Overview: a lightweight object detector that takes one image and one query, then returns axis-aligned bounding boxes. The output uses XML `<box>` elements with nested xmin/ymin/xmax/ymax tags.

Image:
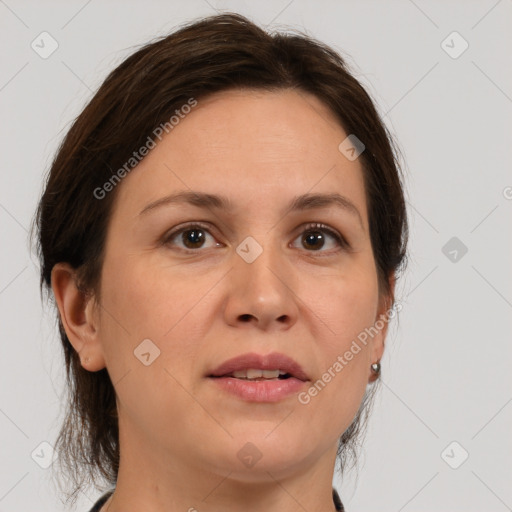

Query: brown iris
<box><xmin>302</xmin><ymin>230</ymin><xmax>325</xmax><ymax>250</ymax></box>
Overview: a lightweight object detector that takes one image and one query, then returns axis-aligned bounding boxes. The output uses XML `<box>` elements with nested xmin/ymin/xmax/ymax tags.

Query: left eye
<box><xmin>290</xmin><ymin>223</ymin><xmax>347</xmax><ymax>252</ymax></box>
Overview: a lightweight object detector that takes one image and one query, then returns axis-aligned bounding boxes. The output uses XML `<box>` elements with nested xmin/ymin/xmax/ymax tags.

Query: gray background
<box><xmin>1</xmin><ymin>0</ymin><xmax>511</xmax><ymax>510</ymax></box>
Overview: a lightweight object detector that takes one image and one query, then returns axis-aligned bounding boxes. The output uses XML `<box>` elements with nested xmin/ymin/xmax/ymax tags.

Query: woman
<box><xmin>34</xmin><ymin>13</ymin><xmax>408</xmax><ymax>512</ymax></box>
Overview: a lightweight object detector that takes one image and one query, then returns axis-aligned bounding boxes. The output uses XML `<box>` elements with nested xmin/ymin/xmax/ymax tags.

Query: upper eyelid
<box><xmin>164</xmin><ymin>221</ymin><xmax>220</xmax><ymax>241</ymax></box>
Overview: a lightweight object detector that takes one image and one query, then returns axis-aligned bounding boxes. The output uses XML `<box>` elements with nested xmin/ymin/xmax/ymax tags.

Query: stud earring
<box><xmin>370</xmin><ymin>361</ymin><xmax>381</xmax><ymax>374</ymax></box>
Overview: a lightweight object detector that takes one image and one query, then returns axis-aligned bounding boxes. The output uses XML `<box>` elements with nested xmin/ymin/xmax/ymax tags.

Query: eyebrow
<box><xmin>139</xmin><ymin>190</ymin><xmax>364</xmax><ymax>228</ymax></box>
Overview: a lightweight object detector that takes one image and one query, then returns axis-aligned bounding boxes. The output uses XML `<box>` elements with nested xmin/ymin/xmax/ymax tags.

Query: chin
<box><xmin>205</xmin><ymin>431</ymin><xmax>315</xmax><ymax>480</ymax></box>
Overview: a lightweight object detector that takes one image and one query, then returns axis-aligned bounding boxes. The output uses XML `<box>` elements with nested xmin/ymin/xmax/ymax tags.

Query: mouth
<box><xmin>207</xmin><ymin>352</ymin><xmax>309</xmax><ymax>402</ymax></box>
<box><xmin>208</xmin><ymin>351</ymin><xmax>309</xmax><ymax>381</ymax></box>
<box><xmin>216</xmin><ymin>369</ymin><xmax>293</xmax><ymax>381</ymax></box>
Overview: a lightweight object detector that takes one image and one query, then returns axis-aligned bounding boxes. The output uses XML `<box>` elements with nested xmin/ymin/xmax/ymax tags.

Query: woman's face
<box><xmin>88</xmin><ymin>89</ymin><xmax>392</xmax><ymax>480</ymax></box>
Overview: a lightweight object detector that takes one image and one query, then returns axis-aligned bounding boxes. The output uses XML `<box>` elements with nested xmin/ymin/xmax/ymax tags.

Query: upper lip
<box><xmin>209</xmin><ymin>352</ymin><xmax>309</xmax><ymax>381</ymax></box>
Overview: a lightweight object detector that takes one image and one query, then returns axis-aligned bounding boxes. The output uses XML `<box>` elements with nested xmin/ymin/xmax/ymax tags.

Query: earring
<box><xmin>370</xmin><ymin>361</ymin><xmax>381</xmax><ymax>374</ymax></box>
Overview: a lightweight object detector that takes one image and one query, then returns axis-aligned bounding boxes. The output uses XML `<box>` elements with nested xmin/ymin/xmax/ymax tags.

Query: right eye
<box><xmin>162</xmin><ymin>223</ymin><xmax>223</xmax><ymax>252</ymax></box>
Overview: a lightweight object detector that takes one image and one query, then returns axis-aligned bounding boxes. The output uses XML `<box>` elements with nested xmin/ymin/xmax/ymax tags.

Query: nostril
<box><xmin>239</xmin><ymin>314</ymin><xmax>252</xmax><ymax>322</ymax></box>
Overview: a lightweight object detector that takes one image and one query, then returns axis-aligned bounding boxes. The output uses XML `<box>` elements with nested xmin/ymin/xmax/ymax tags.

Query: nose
<box><xmin>223</xmin><ymin>241</ymin><xmax>300</xmax><ymax>331</ymax></box>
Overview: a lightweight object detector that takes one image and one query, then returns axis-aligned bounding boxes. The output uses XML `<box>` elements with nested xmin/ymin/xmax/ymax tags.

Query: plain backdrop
<box><xmin>1</xmin><ymin>1</ymin><xmax>511</xmax><ymax>510</ymax></box>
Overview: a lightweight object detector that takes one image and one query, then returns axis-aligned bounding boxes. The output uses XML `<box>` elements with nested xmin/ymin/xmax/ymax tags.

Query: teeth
<box><xmin>247</xmin><ymin>368</ymin><xmax>264</xmax><ymax>379</ymax></box>
<box><xmin>231</xmin><ymin>369</ymin><xmax>286</xmax><ymax>379</ymax></box>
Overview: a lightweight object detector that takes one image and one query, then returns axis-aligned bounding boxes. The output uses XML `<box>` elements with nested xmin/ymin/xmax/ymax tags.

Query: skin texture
<box><xmin>52</xmin><ymin>89</ymin><xmax>394</xmax><ymax>512</ymax></box>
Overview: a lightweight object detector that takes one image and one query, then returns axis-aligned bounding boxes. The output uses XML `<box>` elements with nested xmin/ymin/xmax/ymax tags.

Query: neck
<box><xmin>104</xmin><ymin>421</ymin><xmax>341</xmax><ymax>512</ymax></box>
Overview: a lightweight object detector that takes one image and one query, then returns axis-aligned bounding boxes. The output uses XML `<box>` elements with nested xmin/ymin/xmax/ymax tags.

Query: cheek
<box><xmin>297</xmin><ymin>290</ymin><xmax>375</xmax><ymax>437</ymax></box>
<box><xmin>96</xmin><ymin>259</ymin><xmax>207</xmax><ymax>430</ymax></box>
<box><xmin>301</xmin><ymin>266</ymin><xmax>378</xmax><ymax>405</ymax></box>
<box><xmin>101</xmin><ymin>255</ymin><xmax>188</xmax><ymax>333</ymax></box>
<box><xmin>308</xmin><ymin>264</ymin><xmax>379</xmax><ymax>347</ymax></box>
<box><xmin>97</xmin><ymin>257</ymin><xmax>213</xmax><ymax>376</ymax></box>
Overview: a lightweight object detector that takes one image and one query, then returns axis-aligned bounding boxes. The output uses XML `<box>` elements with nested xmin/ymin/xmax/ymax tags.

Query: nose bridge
<box><xmin>226</xmin><ymin>233</ymin><xmax>298</xmax><ymax>328</ymax></box>
<box><xmin>235</xmin><ymin>235</ymin><xmax>285</xmax><ymax>295</ymax></box>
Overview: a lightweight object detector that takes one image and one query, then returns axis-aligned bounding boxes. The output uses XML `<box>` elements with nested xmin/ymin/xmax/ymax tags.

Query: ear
<box><xmin>51</xmin><ymin>262</ymin><xmax>106</xmax><ymax>372</ymax></box>
<box><xmin>368</xmin><ymin>272</ymin><xmax>396</xmax><ymax>382</ymax></box>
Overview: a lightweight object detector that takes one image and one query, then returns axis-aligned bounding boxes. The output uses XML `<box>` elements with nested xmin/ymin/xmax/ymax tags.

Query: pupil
<box><xmin>303</xmin><ymin>231</ymin><xmax>324</xmax><ymax>250</ymax></box>
<box><xmin>183</xmin><ymin>229</ymin><xmax>204</xmax><ymax>248</ymax></box>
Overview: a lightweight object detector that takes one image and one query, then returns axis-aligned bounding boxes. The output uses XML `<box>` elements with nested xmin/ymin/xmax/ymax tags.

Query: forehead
<box><xmin>112</xmin><ymin>88</ymin><xmax>368</xmax><ymax>225</ymax></box>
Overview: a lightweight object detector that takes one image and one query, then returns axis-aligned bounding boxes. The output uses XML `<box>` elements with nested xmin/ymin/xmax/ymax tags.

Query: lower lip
<box><xmin>209</xmin><ymin>376</ymin><xmax>306</xmax><ymax>402</ymax></box>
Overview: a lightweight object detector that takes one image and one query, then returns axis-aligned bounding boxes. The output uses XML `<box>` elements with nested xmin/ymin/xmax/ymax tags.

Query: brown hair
<box><xmin>32</xmin><ymin>12</ymin><xmax>408</xmax><ymax>504</ymax></box>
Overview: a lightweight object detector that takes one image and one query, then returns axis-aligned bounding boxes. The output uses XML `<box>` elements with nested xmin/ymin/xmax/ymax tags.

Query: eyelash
<box><xmin>161</xmin><ymin>222</ymin><xmax>349</xmax><ymax>254</ymax></box>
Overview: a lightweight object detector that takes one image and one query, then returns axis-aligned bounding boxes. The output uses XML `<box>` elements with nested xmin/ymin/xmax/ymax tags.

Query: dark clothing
<box><xmin>89</xmin><ymin>490</ymin><xmax>112</xmax><ymax>511</ymax></box>
<box><xmin>89</xmin><ymin>487</ymin><xmax>344</xmax><ymax>511</ymax></box>
<box><xmin>333</xmin><ymin>487</ymin><xmax>345</xmax><ymax>511</ymax></box>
